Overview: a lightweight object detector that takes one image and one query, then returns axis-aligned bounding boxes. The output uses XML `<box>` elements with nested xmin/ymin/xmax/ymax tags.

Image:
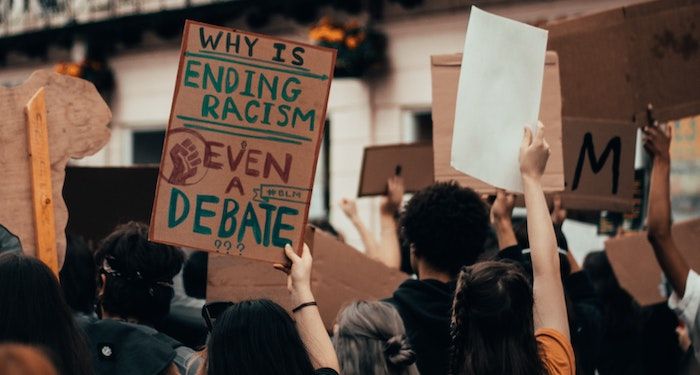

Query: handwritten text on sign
<box><xmin>150</xmin><ymin>21</ymin><xmax>335</xmax><ymax>263</ymax></box>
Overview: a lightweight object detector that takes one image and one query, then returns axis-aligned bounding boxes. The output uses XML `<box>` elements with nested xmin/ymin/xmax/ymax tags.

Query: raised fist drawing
<box><xmin>168</xmin><ymin>138</ymin><xmax>202</xmax><ymax>185</ymax></box>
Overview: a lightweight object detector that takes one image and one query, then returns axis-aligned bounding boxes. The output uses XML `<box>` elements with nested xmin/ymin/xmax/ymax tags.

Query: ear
<box><xmin>98</xmin><ymin>273</ymin><xmax>106</xmax><ymax>297</ymax></box>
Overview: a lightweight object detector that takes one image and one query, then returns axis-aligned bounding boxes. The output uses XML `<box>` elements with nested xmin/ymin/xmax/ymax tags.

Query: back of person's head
<box><xmin>401</xmin><ymin>182</ymin><xmax>489</xmax><ymax>276</ymax></box>
<box><xmin>0</xmin><ymin>253</ymin><xmax>93</xmax><ymax>375</ymax></box>
<box><xmin>333</xmin><ymin>301</ymin><xmax>418</xmax><ymax>375</ymax></box>
<box><xmin>582</xmin><ymin>250</ymin><xmax>619</xmax><ymax>294</ymax></box>
<box><xmin>513</xmin><ymin>220</ymin><xmax>571</xmax><ymax>279</ymax></box>
<box><xmin>95</xmin><ymin>222</ymin><xmax>184</xmax><ymax>325</ymax></box>
<box><xmin>0</xmin><ymin>344</ymin><xmax>59</xmax><ymax>375</ymax></box>
<box><xmin>60</xmin><ymin>234</ymin><xmax>97</xmax><ymax>314</ymax></box>
<box><xmin>451</xmin><ymin>261</ymin><xmax>545</xmax><ymax>375</ymax></box>
<box><xmin>182</xmin><ymin>251</ymin><xmax>207</xmax><ymax>300</ymax></box>
<box><xmin>207</xmin><ymin>299</ymin><xmax>315</xmax><ymax>375</ymax></box>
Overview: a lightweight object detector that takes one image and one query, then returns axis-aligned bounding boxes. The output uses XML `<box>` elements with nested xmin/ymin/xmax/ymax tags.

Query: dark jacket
<box><xmin>385</xmin><ymin>278</ymin><xmax>456</xmax><ymax>375</ymax></box>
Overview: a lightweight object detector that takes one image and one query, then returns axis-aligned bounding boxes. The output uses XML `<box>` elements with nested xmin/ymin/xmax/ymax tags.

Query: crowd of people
<box><xmin>0</xmin><ymin>120</ymin><xmax>697</xmax><ymax>375</ymax></box>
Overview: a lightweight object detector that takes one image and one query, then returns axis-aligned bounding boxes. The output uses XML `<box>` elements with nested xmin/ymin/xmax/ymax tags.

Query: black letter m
<box><xmin>571</xmin><ymin>133</ymin><xmax>621</xmax><ymax>194</ymax></box>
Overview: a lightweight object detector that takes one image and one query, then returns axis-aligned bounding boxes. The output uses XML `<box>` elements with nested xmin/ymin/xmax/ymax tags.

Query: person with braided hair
<box><xmin>84</xmin><ymin>221</ymin><xmax>203</xmax><ymax>375</ymax></box>
<box><xmin>450</xmin><ymin>123</ymin><xmax>575</xmax><ymax>375</ymax></box>
<box><xmin>333</xmin><ymin>301</ymin><xmax>418</xmax><ymax>375</ymax></box>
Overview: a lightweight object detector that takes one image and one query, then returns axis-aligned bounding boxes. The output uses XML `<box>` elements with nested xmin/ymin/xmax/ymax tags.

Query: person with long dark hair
<box><xmin>205</xmin><ymin>243</ymin><xmax>340</xmax><ymax>375</ymax></box>
<box><xmin>333</xmin><ymin>301</ymin><xmax>418</xmax><ymax>375</ymax></box>
<box><xmin>450</xmin><ymin>123</ymin><xmax>575</xmax><ymax>374</ymax></box>
<box><xmin>0</xmin><ymin>252</ymin><xmax>94</xmax><ymax>375</ymax></box>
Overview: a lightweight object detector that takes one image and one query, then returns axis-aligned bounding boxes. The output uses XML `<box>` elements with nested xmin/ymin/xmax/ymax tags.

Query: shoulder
<box><xmin>536</xmin><ymin>328</ymin><xmax>575</xmax><ymax>375</ymax></box>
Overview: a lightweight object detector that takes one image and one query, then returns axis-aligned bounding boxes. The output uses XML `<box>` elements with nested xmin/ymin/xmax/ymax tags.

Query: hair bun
<box><xmin>384</xmin><ymin>335</ymin><xmax>416</xmax><ymax>368</ymax></box>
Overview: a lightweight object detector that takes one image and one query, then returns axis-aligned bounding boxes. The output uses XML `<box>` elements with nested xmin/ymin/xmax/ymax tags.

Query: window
<box><xmin>132</xmin><ymin>130</ymin><xmax>165</xmax><ymax>164</ymax></box>
<box><xmin>308</xmin><ymin>120</ymin><xmax>330</xmax><ymax>219</ymax></box>
<box><xmin>401</xmin><ymin>110</ymin><xmax>432</xmax><ymax>143</ymax></box>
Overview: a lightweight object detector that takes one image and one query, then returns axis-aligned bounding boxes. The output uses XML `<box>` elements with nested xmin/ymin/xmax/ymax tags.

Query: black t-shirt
<box><xmin>315</xmin><ymin>368</ymin><xmax>339</xmax><ymax>375</ymax></box>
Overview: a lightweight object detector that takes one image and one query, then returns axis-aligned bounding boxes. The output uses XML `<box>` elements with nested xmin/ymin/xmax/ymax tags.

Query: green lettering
<box><xmin>238</xmin><ymin>202</ymin><xmax>262</xmax><ymax>244</ymax></box>
<box><xmin>217</xmin><ymin>198</ymin><xmax>240</xmax><ymax>238</ymax></box>
<box><xmin>193</xmin><ymin>195</ymin><xmax>219</xmax><ymax>235</ymax></box>
<box><xmin>201</xmin><ymin>95</ymin><xmax>220</xmax><ymax>119</ymax></box>
<box><xmin>272</xmin><ymin>206</ymin><xmax>298</xmax><ymax>247</ymax></box>
<box><xmin>184</xmin><ymin>60</ymin><xmax>201</xmax><ymax>89</ymax></box>
<box><xmin>168</xmin><ymin>188</ymin><xmax>190</xmax><ymax>228</ymax></box>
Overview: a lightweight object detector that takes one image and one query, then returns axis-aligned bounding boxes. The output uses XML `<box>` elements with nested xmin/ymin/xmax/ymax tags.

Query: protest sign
<box><xmin>451</xmin><ymin>7</ymin><xmax>553</xmax><ymax>193</ymax></box>
<box><xmin>606</xmin><ymin>218</ymin><xmax>700</xmax><ymax>306</ymax></box>
<box><xmin>150</xmin><ymin>21</ymin><xmax>336</xmax><ymax>264</ymax></box>
<box><xmin>358</xmin><ymin>143</ymin><xmax>433</xmax><ymax>197</ymax></box>
<box><xmin>561</xmin><ymin>118</ymin><xmax>637</xmax><ymax>212</ymax></box>
<box><xmin>0</xmin><ymin>70</ymin><xmax>111</xmax><ymax>268</ymax></box>
<box><xmin>431</xmin><ymin>51</ymin><xmax>564</xmax><ymax>194</ymax></box>
<box><xmin>547</xmin><ymin>0</ymin><xmax>700</xmax><ymax>123</ymax></box>
<box><xmin>207</xmin><ymin>225</ymin><xmax>408</xmax><ymax>329</ymax></box>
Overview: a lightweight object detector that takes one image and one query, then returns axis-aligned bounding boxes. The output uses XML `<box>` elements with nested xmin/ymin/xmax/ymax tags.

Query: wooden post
<box><xmin>25</xmin><ymin>87</ymin><xmax>59</xmax><ymax>276</ymax></box>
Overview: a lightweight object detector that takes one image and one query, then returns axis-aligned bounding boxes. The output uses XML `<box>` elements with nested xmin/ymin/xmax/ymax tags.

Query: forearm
<box><xmin>648</xmin><ymin>160</ymin><xmax>672</xmax><ymax>239</ymax></box>
<box><xmin>523</xmin><ymin>177</ymin><xmax>559</xmax><ymax>277</ymax></box>
<box><xmin>494</xmin><ymin>218</ymin><xmax>518</xmax><ymax>250</ymax></box>
<box><xmin>377</xmin><ymin>212</ymin><xmax>401</xmax><ymax>269</ymax></box>
<box><xmin>291</xmin><ymin>287</ymin><xmax>340</xmax><ymax>371</ymax></box>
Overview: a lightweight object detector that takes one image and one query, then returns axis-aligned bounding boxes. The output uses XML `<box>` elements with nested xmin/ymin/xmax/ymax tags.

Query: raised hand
<box><xmin>490</xmin><ymin>190</ymin><xmax>515</xmax><ymax>226</ymax></box>
<box><xmin>519</xmin><ymin>122</ymin><xmax>550</xmax><ymax>181</ymax></box>
<box><xmin>643</xmin><ymin>123</ymin><xmax>672</xmax><ymax>164</ymax></box>
<box><xmin>382</xmin><ymin>175</ymin><xmax>405</xmax><ymax>214</ymax></box>
<box><xmin>339</xmin><ymin>198</ymin><xmax>358</xmax><ymax>220</ymax></box>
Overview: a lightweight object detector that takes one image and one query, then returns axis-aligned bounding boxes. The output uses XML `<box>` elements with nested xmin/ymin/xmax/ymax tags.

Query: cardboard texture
<box><xmin>547</xmin><ymin>0</ymin><xmax>700</xmax><ymax>123</ymax></box>
<box><xmin>64</xmin><ymin>166</ymin><xmax>159</xmax><ymax>245</ymax></box>
<box><xmin>0</xmin><ymin>70</ymin><xmax>111</xmax><ymax>268</ymax></box>
<box><xmin>605</xmin><ymin>218</ymin><xmax>700</xmax><ymax>306</ymax></box>
<box><xmin>207</xmin><ymin>225</ymin><xmax>408</xmax><ymax>330</ymax></box>
<box><xmin>451</xmin><ymin>7</ymin><xmax>549</xmax><ymax>193</ymax></box>
<box><xmin>431</xmin><ymin>51</ymin><xmax>564</xmax><ymax>194</ymax></box>
<box><xmin>358</xmin><ymin>143</ymin><xmax>434</xmax><ymax>197</ymax></box>
<box><xmin>560</xmin><ymin>118</ymin><xmax>637</xmax><ymax>212</ymax></box>
<box><xmin>150</xmin><ymin>21</ymin><xmax>336</xmax><ymax>264</ymax></box>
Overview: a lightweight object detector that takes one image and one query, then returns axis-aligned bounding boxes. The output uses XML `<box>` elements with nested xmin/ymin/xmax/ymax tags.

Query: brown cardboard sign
<box><xmin>431</xmin><ymin>51</ymin><xmax>564</xmax><ymax>194</ymax></box>
<box><xmin>560</xmin><ymin>118</ymin><xmax>637</xmax><ymax>212</ymax></box>
<box><xmin>605</xmin><ymin>218</ymin><xmax>700</xmax><ymax>306</ymax></box>
<box><xmin>0</xmin><ymin>70</ymin><xmax>111</xmax><ymax>268</ymax></box>
<box><xmin>547</xmin><ymin>0</ymin><xmax>700</xmax><ymax>123</ymax></box>
<box><xmin>208</xmin><ymin>225</ymin><xmax>408</xmax><ymax>329</ymax></box>
<box><xmin>358</xmin><ymin>143</ymin><xmax>434</xmax><ymax>197</ymax></box>
<box><xmin>150</xmin><ymin>21</ymin><xmax>336</xmax><ymax>264</ymax></box>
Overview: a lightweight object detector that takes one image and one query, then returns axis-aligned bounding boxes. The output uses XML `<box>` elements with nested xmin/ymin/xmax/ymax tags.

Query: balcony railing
<box><xmin>0</xmin><ymin>0</ymin><xmax>227</xmax><ymax>37</ymax></box>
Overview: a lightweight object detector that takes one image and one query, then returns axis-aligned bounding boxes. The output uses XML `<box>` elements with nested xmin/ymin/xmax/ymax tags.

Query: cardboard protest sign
<box><xmin>451</xmin><ymin>7</ymin><xmax>551</xmax><ymax>193</ymax></box>
<box><xmin>358</xmin><ymin>143</ymin><xmax>434</xmax><ymax>197</ymax></box>
<box><xmin>605</xmin><ymin>218</ymin><xmax>700</xmax><ymax>306</ymax></box>
<box><xmin>64</xmin><ymin>166</ymin><xmax>159</xmax><ymax>245</ymax></box>
<box><xmin>547</xmin><ymin>0</ymin><xmax>700</xmax><ymax>123</ymax></box>
<box><xmin>208</xmin><ymin>225</ymin><xmax>408</xmax><ymax>329</ymax></box>
<box><xmin>150</xmin><ymin>21</ymin><xmax>336</xmax><ymax>264</ymax></box>
<box><xmin>431</xmin><ymin>51</ymin><xmax>564</xmax><ymax>194</ymax></box>
<box><xmin>0</xmin><ymin>70</ymin><xmax>111</xmax><ymax>268</ymax></box>
<box><xmin>560</xmin><ymin>118</ymin><xmax>637</xmax><ymax>212</ymax></box>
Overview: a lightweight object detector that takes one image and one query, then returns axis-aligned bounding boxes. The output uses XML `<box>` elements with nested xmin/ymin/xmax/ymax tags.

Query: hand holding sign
<box><xmin>519</xmin><ymin>122</ymin><xmax>551</xmax><ymax>182</ymax></box>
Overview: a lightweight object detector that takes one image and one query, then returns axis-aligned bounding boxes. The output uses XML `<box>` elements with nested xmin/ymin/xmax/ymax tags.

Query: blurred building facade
<box><xmin>0</xmin><ymin>0</ymin><xmax>662</xmax><ymax>257</ymax></box>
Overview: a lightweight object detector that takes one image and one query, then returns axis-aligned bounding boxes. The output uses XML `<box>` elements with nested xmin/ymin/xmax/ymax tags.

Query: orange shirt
<box><xmin>536</xmin><ymin>328</ymin><xmax>576</xmax><ymax>375</ymax></box>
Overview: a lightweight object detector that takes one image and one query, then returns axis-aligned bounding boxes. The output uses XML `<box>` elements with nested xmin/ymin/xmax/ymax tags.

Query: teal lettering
<box><xmin>168</xmin><ymin>188</ymin><xmax>190</xmax><ymax>228</ymax></box>
<box><xmin>238</xmin><ymin>202</ymin><xmax>262</xmax><ymax>244</ymax></box>
<box><xmin>292</xmin><ymin>108</ymin><xmax>316</xmax><ymax>131</ymax></box>
<box><xmin>245</xmin><ymin>100</ymin><xmax>259</xmax><ymax>123</ymax></box>
<box><xmin>272</xmin><ymin>206</ymin><xmax>298</xmax><ymax>247</ymax></box>
<box><xmin>201</xmin><ymin>95</ymin><xmax>220</xmax><ymax>119</ymax></box>
<box><xmin>259</xmin><ymin>203</ymin><xmax>277</xmax><ymax>246</ymax></box>
<box><xmin>218</xmin><ymin>198</ymin><xmax>240</xmax><ymax>238</ymax></box>
<box><xmin>281</xmin><ymin>77</ymin><xmax>301</xmax><ymax>102</ymax></box>
<box><xmin>203</xmin><ymin>63</ymin><xmax>223</xmax><ymax>92</ymax></box>
<box><xmin>193</xmin><ymin>195</ymin><xmax>219</xmax><ymax>235</ymax></box>
<box><xmin>184</xmin><ymin>60</ymin><xmax>201</xmax><ymax>88</ymax></box>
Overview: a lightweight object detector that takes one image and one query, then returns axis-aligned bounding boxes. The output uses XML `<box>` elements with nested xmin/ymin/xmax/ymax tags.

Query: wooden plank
<box><xmin>25</xmin><ymin>87</ymin><xmax>58</xmax><ymax>276</ymax></box>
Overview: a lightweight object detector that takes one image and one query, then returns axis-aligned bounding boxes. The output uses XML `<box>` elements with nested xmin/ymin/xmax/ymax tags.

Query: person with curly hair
<box><xmin>449</xmin><ymin>123</ymin><xmax>574</xmax><ymax>375</ymax></box>
<box><xmin>384</xmin><ymin>178</ymin><xmax>490</xmax><ymax>375</ymax></box>
<box><xmin>333</xmin><ymin>301</ymin><xmax>418</xmax><ymax>375</ymax></box>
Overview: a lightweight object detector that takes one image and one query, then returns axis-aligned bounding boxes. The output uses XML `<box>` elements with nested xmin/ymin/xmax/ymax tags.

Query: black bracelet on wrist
<box><xmin>292</xmin><ymin>301</ymin><xmax>317</xmax><ymax>313</ymax></box>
